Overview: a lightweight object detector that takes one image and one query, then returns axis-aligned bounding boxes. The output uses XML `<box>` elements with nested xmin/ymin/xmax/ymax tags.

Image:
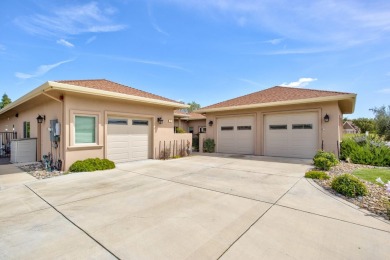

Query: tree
<box><xmin>187</xmin><ymin>101</ymin><xmax>201</xmax><ymax>113</ymax></box>
<box><xmin>0</xmin><ymin>93</ymin><xmax>12</xmax><ymax>109</ymax></box>
<box><xmin>351</xmin><ymin>118</ymin><xmax>376</xmax><ymax>134</ymax></box>
<box><xmin>370</xmin><ymin>105</ymin><xmax>390</xmax><ymax>141</ymax></box>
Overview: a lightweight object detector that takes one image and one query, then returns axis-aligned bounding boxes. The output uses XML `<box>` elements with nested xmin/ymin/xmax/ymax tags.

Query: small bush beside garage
<box><xmin>313</xmin><ymin>150</ymin><xmax>339</xmax><ymax>170</ymax></box>
<box><xmin>69</xmin><ymin>158</ymin><xmax>115</xmax><ymax>172</ymax></box>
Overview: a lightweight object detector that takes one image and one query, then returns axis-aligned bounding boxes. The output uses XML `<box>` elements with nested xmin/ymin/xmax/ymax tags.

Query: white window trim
<box><xmin>199</xmin><ymin>126</ymin><xmax>207</xmax><ymax>133</ymax></box>
<box><xmin>70</xmin><ymin>110</ymin><xmax>101</xmax><ymax>148</ymax></box>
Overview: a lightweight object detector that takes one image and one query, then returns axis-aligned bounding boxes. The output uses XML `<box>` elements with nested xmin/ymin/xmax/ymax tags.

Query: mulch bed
<box><xmin>313</xmin><ymin>161</ymin><xmax>390</xmax><ymax>220</ymax></box>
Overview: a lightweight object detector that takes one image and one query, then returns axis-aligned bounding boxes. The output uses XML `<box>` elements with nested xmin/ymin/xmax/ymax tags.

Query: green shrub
<box><xmin>69</xmin><ymin>158</ymin><xmax>115</xmax><ymax>172</ymax></box>
<box><xmin>340</xmin><ymin>136</ymin><xmax>390</xmax><ymax>166</ymax></box>
<box><xmin>305</xmin><ymin>170</ymin><xmax>330</xmax><ymax>180</ymax></box>
<box><xmin>176</xmin><ymin>127</ymin><xmax>186</xmax><ymax>133</ymax></box>
<box><xmin>313</xmin><ymin>150</ymin><xmax>338</xmax><ymax>170</ymax></box>
<box><xmin>331</xmin><ymin>174</ymin><xmax>368</xmax><ymax>198</ymax></box>
<box><xmin>203</xmin><ymin>138</ymin><xmax>215</xmax><ymax>153</ymax></box>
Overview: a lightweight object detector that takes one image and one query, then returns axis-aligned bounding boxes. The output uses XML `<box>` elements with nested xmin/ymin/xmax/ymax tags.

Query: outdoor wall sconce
<box><xmin>15</xmin><ymin>113</ymin><xmax>19</xmax><ymax>118</ymax></box>
<box><xmin>324</xmin><ymin>114</ymin><xmax>330</xmax><ymax>122</ymax></box>
<box><xmin>157</xmin><ymin>117</ymin><xmax>163</xmax><ymax>124</ymax></box>
<box><xmin>208</xmin><ymin>120</ymin><xmax>214</xmax><ymax>127</ymax></box>
<box><xmin>36</xmin><ymin>115</ymin><xmax>46</xmax><ymax>124</ymax></box>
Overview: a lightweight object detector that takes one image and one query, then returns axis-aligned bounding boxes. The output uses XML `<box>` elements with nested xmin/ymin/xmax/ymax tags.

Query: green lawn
<box><xmin>352</xmin><ymin>168</ymin><xmax>390</xmax><ymax>186</ymax></box>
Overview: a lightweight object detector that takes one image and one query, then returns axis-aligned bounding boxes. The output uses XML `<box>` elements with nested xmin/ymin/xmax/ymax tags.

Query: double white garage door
<box><xmin>217</xmin><ymin>112</ymin><xmax>318</xmax><ymax>158</ymax></box>
<box><xmin>107</xmin><ymin>117</ymin><xmax>150</xmax><ymax>163</ymax></box>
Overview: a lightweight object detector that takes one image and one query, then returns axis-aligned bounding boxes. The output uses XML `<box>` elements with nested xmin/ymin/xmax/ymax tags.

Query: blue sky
<box><xmin>1</xmin><ymin>0</ymin><xmax>389</xmax><ymax>118</ymax></box>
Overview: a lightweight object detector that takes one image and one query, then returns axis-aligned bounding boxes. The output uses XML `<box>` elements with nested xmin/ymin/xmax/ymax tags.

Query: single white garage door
<box><xmin>107</xmin><ymin>117</ymin><xmax>150</xmax><ymax>163</ymax></box>
<box><xmin>264</xmin><ymin>112</ymin><xmax>318</xmax><ymax>158</ymax></box>
<box><xmin>217</xmin><ymin>116</ymin><xmax>255</xmax><ymax>154</ymax></box>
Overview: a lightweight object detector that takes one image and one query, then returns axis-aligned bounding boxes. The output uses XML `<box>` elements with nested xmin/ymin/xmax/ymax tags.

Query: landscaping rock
<box><xmin>17</xmin><ymin>162</ymin><xmax>64</xmax><ymax>180</ymax></box>
<box><xmin>314</xmin><ymin>161</ymin><xmax>390</xmax><ymax>220</ymax></box>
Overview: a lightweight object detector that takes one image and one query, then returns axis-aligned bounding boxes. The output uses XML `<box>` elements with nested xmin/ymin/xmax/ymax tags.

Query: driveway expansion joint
<box><xmin>216</xmin><ymin>175</ymin><xmax>305</xmax><ymax>259</ymax></box>
<box><xmin>24</xmin><ymin>184</ymin><xmax>121</xmax><ymax>260</ymax></box>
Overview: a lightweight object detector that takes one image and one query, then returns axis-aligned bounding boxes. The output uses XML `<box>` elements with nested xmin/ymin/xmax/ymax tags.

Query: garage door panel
<box><xmin>264</xmin><ymin>112</ymin><xmax>318</xmax><ymax>159</ymax></box>
<box><xmin>107</xmin><ymin>118</ymin><xmax>150</xmax><ymax>163</ymax></box>
<box><xmin>217</xmin><ymin>116</ymin><xmax>254</xmax><ymax>155</ymax></box>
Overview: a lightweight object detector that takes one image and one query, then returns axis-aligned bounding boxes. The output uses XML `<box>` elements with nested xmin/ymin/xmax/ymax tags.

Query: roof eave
<box><xmin>196</xmin><ymin>94</ymin><xmax>357</xmax><ymax>113</ymax></box>
<box><xmin>0</xmin><ymin>82</ymin><xmax>51</xmax><ymax>115</ymax></box>
<box><xmin>49</xmin><ymin>81</ymin><xmax>188</xmax><ymax>109</ymax></box>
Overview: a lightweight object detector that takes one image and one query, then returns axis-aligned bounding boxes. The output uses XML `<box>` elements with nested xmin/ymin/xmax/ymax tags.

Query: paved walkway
<box><xmin>0</xmin><ymin>163</ymin><xmax>36</xmax><ymax>190</ymax></box>
<box><xmin>0</xmin><ymin>155</ymin><xmax>389</xmax><ymax>259</ymax></box>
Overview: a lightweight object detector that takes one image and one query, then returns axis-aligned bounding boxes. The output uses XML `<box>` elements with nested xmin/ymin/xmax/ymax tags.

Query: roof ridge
<box><xmin>274</xmin><ymin>85</ymin><xmax>352</xmax><ymax>95</ymax></box>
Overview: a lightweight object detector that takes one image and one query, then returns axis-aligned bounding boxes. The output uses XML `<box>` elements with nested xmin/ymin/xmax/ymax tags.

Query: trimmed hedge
<box><xmin>69</xmin><ymin>158</ymin><xmax>115</xmax><ymax>172</ymax></box>
<box><xmin>340</xmin><ymin>136</ymin><xmax>390</xmax><ymax>166</ymax></box>
<box><xmin>313</xmin><ymin>150</ymin><xmax>338</xmax><ymax>170</ymax></box>
<box><xmin>331</xmin><ymin>174</ymin><xmax>368</xmax><ymax>198</ymax></box>
<box><xmin>305</xmin><ymin>170</ymin><xmax>330</xmax><ymax>180</ymax></box>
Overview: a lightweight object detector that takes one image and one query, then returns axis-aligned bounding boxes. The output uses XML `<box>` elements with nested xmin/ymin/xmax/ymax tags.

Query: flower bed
<box><xmin>313</xmin><ymin>161</ymin><xmax>390</xmax><ymax>220</ymax></box>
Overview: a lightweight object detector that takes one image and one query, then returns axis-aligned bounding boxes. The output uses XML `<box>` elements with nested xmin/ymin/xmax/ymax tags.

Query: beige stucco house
<box><xmin>0</xmin><ymin>79</ymin><xmax>191</xmax><ymax>170</ymax></box>
<box><xmin>174</xmin><ymin>110</ymin><xmax>206</xmax><ymax>134</ymax></box>
<box><xmin>196</xmin><ymin>86</ymin><xmax>356</xmax><ymax>158</ymax></box>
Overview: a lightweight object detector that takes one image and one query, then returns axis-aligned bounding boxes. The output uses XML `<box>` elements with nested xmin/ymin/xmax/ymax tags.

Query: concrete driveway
<box><xmin>1</xmin><ymin>155</ymin><xmax>390</xmax><ymax>259</ymax></box>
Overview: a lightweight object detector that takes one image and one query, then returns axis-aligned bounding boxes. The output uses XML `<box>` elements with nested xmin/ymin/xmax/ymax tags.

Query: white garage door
<box><xmin>264</xmin><ymin>112</ymin><xmax>318</xmax><ymax>158</ymax></box>
<box><xmin>107</xmin><ymin>117</ymin><xmax>150</xmax><ymax>163</ymax></box>
<box><xmin>217</xmin><ymin>116</ymin><xmax>255</xmax><ymax>154</ymax></box>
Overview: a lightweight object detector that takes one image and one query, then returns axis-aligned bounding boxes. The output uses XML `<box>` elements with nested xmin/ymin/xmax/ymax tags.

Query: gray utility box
<box><xmin>10</xmin><ymin>138</ymin><xmax>37</xmax><ymax>163</ymax></box>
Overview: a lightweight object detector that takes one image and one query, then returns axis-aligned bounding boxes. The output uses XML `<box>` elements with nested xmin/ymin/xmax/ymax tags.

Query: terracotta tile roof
<box><xmin>55</xmin><ymin>79</ymin><xmax>180</xmax><ymax>103</ymax></box>
<box><xmin>174</xmin><ymin>110</ymin><xmax>206</xmax><ymax>120</ymax></box>
<box><xmin>188</xmin><ymin>112</ymin><xmax>206</xmax><ymax>120</ymax></box>
<box><xmin>201</xmin><ymin>86</ymin><xmax>354</xmax><ymax>110</ymax></box>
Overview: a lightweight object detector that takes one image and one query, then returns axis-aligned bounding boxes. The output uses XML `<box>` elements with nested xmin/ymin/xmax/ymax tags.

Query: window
<box><xmin>199</xmin><ymin>126</ymin><xmax>207</xmax><ymax>133</ymax></box>
<box><xmin>132</xmin><ymin>120</ymin><xmax>148</xmax><ymax>126</ymax></box>
<box><xmin>237</xmin><ymin>126</ymin><xmax>251</xmax><ymax>130</ymax></box>
<box><xmin>292</xmin><ymin>124</ymin><xmax>313</xmax><ymax>129</ymax></box>
<box><xmin>23</xmin><ymin>121</ymin><xmax>30</xmax><ymax>138</ymax></box>
<box><xmin>75</xmin><ymin>115</ymin><xmax>96</xmax><ymax>144</ymax></box>
<box><xmin>188</xmin><ymin>127</ymin><xmax>194</xmax><ymax>134</ymax></box>
<box><xmin>221</xmin><ymin>126</ymin><xmax>234</xmax><ymax>131</ymax></box>
<box><xmin>108</xmin><ymin>118</ymin><xmax>128</xmax><ymax>125</ymax></box>
<box><xmin>269</xmin><ymin>125</ymin><xmax>287</xmax><ymax>130</ymax></box>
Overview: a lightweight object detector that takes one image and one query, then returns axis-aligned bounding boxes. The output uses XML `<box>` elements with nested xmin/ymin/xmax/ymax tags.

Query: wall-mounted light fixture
<box><xmin>36</xmin><ymin>115</ymin><xmax>46</xmax><ymax>124</ymax></box>
<box><xmin>157</xmin><ymin>117</ymin><xmax>163</xmax><ymax>124</ymax></box>
<box><xmin>208</xmin><ymin>120</ymin><xmax>214</xmax><ymax>127</ymax></box>
<box><xmin>15</xmin><ymin>113</ymin><xmax>19</xmax><ymax>118</ymax></box>
<box><xmin>324</xmin><ymin>114</ymin><xmax>330</xmax><ymax>122</ymax></box>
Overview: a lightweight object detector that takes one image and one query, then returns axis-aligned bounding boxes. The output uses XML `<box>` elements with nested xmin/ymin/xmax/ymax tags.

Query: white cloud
<box><xmin>15</xmin><ymin>59</ymin><xmax>74</xmax><ymax>79</ymax></box>
<box><xmin>237</xmin><ymin>78</ymin><xmax>260</xmax><ymax>86</ymax></box>
<box><xmin>148</xmin><ymin>3</ymin><xmax>169</xmax><ymax>36</ymax></box>
<box><xmin>86</xmin><ymin>36</ymin><xmax>97</xmax><ymax>44</ymax></box>
<box><xmin>91</xmin><ymin>53</ymin><xmax>190</xmax><ymax>72</ymax></box>
<box><xmin>280</xmin><ymin>78</ymin><xmax>317</xmax><ymax>88</ymax></box>
<box><xmin>159</xmin><ymin>0</ymin><xmax>390</xmax><ymax>47</ymax></box>
<box><xmin>57</xmin><ymin>39</ymin><xmax>74</xmax><ymax>47</ymax></box>
<box><xmin>14</xmin><ymin>2</ymin><xmax>126</xmax><ymax>37</ymax></box>
<box><xmin>377</xmin><ymin>88</ymin><xmax>390</xmax><ymax>94</ymax></box>
<box><xmin>152</xmin><ymin>23</ymin><xmax>169</xmax><ymax>36</ymax></box>
<box><xmin>263</xmin><ymin>38</ymin><xmax>283</xmax><ymax>45</ymax></box>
